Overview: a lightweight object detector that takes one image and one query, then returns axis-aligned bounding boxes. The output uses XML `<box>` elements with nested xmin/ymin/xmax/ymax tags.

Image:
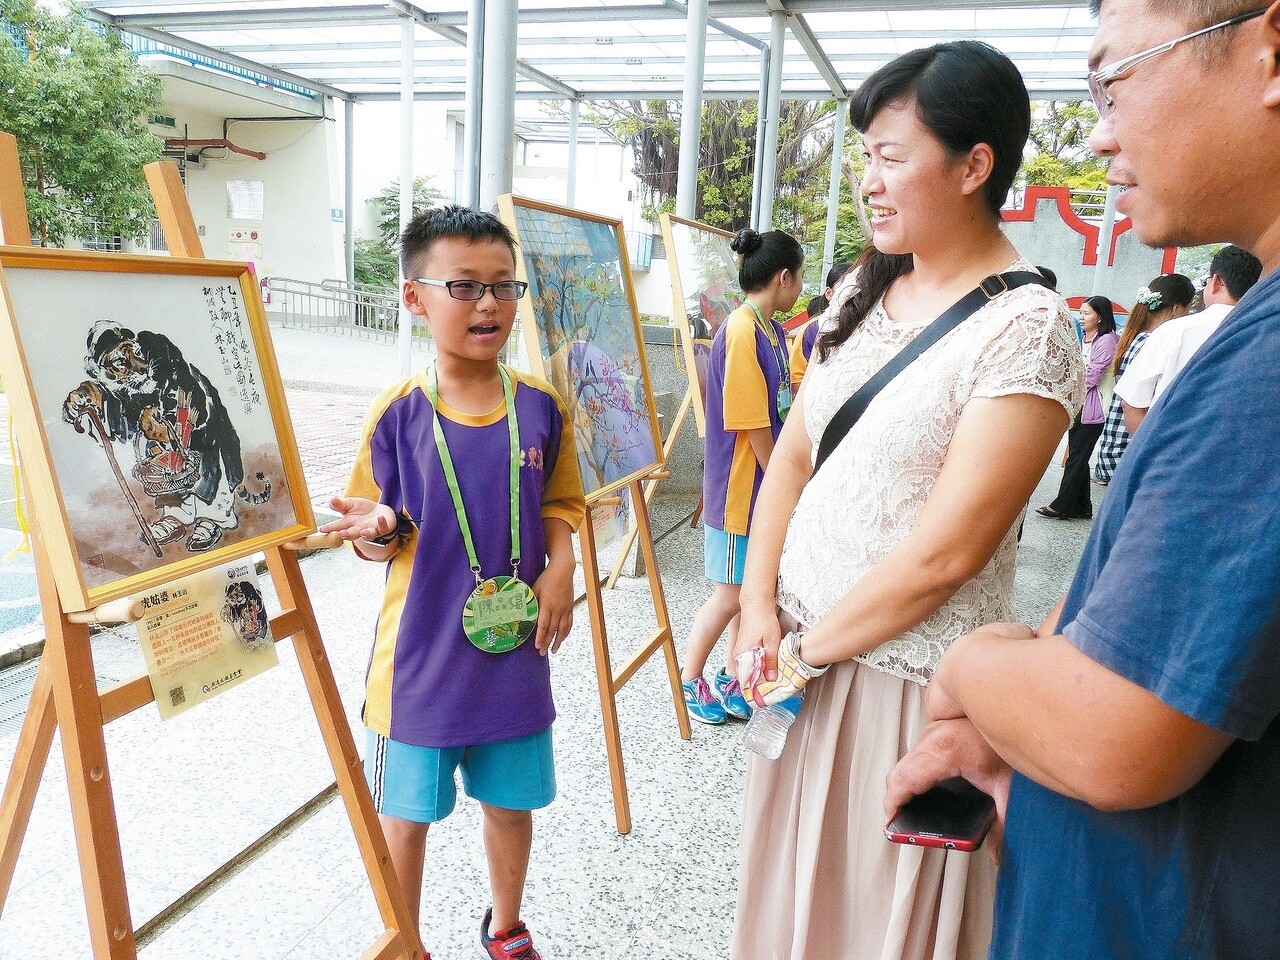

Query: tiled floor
<box><xmin>0</xmin><ymin>326</ymin><xmax>1099</xmax><ymax>959</ymax></box>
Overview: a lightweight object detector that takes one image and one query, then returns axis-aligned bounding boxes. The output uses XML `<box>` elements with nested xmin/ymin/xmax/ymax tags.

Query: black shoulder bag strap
<box><xmin>812</xmin><ymin>270</ymin><xmax>1049</xmax><ymax>475</ymax></box>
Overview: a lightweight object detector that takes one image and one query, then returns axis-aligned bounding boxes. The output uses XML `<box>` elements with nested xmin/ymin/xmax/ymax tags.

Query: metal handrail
<box><xmin>263</xmin><ymin>276</ymin><xmax>429</xmax><ymax>345</ymax></box>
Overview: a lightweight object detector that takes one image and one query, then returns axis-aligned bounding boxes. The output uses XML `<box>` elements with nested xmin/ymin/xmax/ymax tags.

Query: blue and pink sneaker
<box><xmin>713</xmin><ymin>669</ymin><xmax>752</xmax><ymax>720</ymax></box>
<box><xmin>682</xmin><ymin>676</ymin><xmax>728</xmax><ymax>725</ymax></box>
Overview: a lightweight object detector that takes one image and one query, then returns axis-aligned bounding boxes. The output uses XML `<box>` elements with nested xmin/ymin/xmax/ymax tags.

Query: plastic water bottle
<box><xmin>742</xmin><ymin>694</ymin><xmax>803</xmax><ymax>760</ymax></box>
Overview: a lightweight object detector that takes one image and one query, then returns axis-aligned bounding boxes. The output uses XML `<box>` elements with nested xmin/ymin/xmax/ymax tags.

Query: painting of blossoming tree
<box><xmin>498</xmin><ymin>195</ymin><xmax>663</xmax><ymax>502</ymax></box>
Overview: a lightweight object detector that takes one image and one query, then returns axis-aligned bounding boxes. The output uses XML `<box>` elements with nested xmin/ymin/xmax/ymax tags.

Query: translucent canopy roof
<box><xmin>82</xmin><ymin>0</ymin><xmax>1097</xmax><ymax>103</ymax></box>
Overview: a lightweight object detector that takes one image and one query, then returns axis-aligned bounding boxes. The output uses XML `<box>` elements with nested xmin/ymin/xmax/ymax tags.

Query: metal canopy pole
<box><xmin>397</xmin><ymin>15</ymin><xmax>415</xmax><ymax>376</ymax></box>
<box><xmin>479</xmin><ymin>0</ymin><xmax>518</xmax><ymax>210</ymax></box>
<box><xmin>1091</xmin><ymin>183</ymin><xmax>1121</xmax><ymax>296</ymax></box>
<box><xmin>464</xmin><ymin>0</ymin><xmax>485</xmax><ymax>206</ymax></box>
<box><xmin>675</xmin><ymin>0</ymin><xmax>709</xmax><ymax>219</ymax></box>
<box><xmin>821</xmin><ymin>100</ymin><xmax>846</xmax><ymax>278</ymax></box>
<box><xmin>751</xmin><ymin>51</ymin><xmax>770</xmax><ymax>229</ymax></box>
<box><xmin>757</xmin><ymin>11</ymin><xmax>787</xmax><ymax>230</ymax></box>
<box><xmin>344</xmin><ymin>98</ymin><xmax>355</xmax><ymax>285</ymax></box>
<box><xmin>566</xmin><ymin>98</ymin><xmax>580</xmax><ymax>206</ymax></box>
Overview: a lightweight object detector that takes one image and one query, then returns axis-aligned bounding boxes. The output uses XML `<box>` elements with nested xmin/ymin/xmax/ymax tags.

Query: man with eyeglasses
<box><xmin>885</xmin><ymin>3</ymin><xmax>1280</xmax><ymax>957</ymax></box>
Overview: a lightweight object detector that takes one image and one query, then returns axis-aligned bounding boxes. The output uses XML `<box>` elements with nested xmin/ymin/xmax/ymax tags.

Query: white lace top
<box><xmin>777</xmin><ymin>260</ymin><xmax>1083</xmax><ymax>684</ymax></box>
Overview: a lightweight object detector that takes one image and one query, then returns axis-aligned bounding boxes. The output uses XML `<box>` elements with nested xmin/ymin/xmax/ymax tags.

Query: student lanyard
<box><xmin>426</xmin><ymin>366</ymin><xmax>538</xmax><ymax>653</ymax></box>
<box><xmin>746</xmin><ymin>300</ymin><xmax>792</xmax><ymax>421</ymax></box>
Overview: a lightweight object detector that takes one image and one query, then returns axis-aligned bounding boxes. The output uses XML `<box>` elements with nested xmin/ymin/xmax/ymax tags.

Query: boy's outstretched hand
<box><xmin>321</xmin><ymin>496</ymin><xmax>397</xmax><ymax>541</ymax></box>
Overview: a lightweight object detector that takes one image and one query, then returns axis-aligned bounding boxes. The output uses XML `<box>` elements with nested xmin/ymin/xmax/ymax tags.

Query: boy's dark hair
<box><xmin>730</xmin><ymin>228</ymin><xmax>804</xmax><ymax>293</ymax></box>
<box><xmin>1036</xmin><ymin>265</ymin><xmax>1058</xmax><ymax>290</ymax></box>
<box><xmin>399</xmin><ymin>205</ymin><xmax>517</xmax><ymax>274</ymax></box>
<box><xmin>807</xmin><ymin>294</ymin><xmax>829</xmax><ymax>318</ymax></box>
<box><xmin>1208</xmin><ymin>244</ymin><xmax>1262</xmax><ymax>301</ymax></box>
<box><xmin>826</xmin><ymin>262</ymin><xmax>853</xmax><ymax>290</ymax></box>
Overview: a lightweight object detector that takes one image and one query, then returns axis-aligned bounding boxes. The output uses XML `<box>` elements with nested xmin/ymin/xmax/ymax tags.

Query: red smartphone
<box><xmin>884</xmin><ymin>777</ymin><xmax>996</xmax><ymax>852</ymax></box>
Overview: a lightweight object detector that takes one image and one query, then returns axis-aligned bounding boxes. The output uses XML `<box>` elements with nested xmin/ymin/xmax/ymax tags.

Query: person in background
<box><xmin>788</xmin><ymin>260</ymin><xmax>853</xmax><ymax>387</ymax></box>
<box><xmin>1035</xmin><ymin>295</ymin><xmax>1118</xmax><ymax>519</ymax></box>
<box><xmin>681</xmin><ymin>228</ymin><xmax>804</xmax><ymax>725</ymax></box>
<box><xmin>729</xmin><ymin>41</ymin><xmax>1080</xmax><ymax>960</ymax></box>
<box><xmin>1035</xmin><ymin>265</ymin><xmax>1058</xmax><ymax>290</ymax></box>
<box><xmin>1116</xmin><ymin>244</ymin><xmax>1262</xmax><ymax>433</ymax></box>
<box><xmin>1093</xmin><ymin>272</ymin><xmax>1195</xmax><ymax>484</ymax></box>
<box><xmin>885</xmin><ymin>2</ymin><xmax>1280</xmax><ymax>956</ymax></box>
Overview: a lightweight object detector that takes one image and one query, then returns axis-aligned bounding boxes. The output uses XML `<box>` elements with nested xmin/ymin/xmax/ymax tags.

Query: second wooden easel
<box><xmin>0</xmin><ymin>141</ymin><xmax>423</xmax><ymax>960</ymax></box>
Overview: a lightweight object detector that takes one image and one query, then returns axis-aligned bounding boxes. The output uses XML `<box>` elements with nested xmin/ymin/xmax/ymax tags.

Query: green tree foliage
<box><xmin>352</xmin><ymin>175</ymin><xmax>445</xmax><ymax>291</ymax></box>
<box><xmin>588</xmin><ymin>99</ymin><xmax>866</xmax><ymax>281</ymax></box>
<box><xmin>372</xmin><ymin>176</ymin><xmax>446</xmax><ymax>245</ymax></box>
<box><xmin>1022</xmin><ymin>100</ymin><xmax>1108</xmax><ymax>191</ymax></box>
<box><xmin>0</xmin><ymin>1</ymin><xmax>163</xmax><ymax>246</ymax></box>
<box><xmin>353</xmin><ymin>235</ymin><xmax>399</xmax><ymax>289</ymax></box>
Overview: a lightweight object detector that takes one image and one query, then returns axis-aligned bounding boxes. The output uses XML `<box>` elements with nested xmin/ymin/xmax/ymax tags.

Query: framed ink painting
<box><xmin>0</xmin><ymin>246</ymin><xmax>313</xmax><ymax>612</ymax></box>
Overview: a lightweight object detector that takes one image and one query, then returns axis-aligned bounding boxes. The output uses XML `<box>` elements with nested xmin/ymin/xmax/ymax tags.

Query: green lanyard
<box><xmin>426</xmin><ymin>366</ymin><xmax>521</xmax><ymax>585</ymax></box>
<box><xmin>747</xmin><ymin>301</ymin><xmax>790</xmax><ymax>379</ymax></box>
<box><xmin>746</xmin><ymin>301</ymin><xmax>792</xmax><ymax>418</ymax></box>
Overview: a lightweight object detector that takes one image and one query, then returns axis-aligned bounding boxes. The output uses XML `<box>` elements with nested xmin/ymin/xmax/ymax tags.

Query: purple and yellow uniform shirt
<box><xmin>346</xmin><ymin>365</ymin><xmax>585</xmax><ymax>749</ymax></box>
<box><xmin>788</xmin><ymin>317</ymin><xmax>822</xmax><ymax>386</ymax></box>
<box><xmin>703</xmin><ymin>304</ymin><xmax>789</xmax><ymax>537</ymax></box>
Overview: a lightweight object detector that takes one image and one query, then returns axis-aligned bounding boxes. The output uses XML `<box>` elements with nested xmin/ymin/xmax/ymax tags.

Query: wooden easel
<box><xmin>494</xmin><ymin>194</ymin><xmax>691</xmax><ymax>834</ymax></box>
<box><xmin>0</xmin><ymin>141</ymin><xmax>423</xmax><ymax>960</ymax></box>
<box><xmin>580</xmin><ymin>474</ymin><xmax>691</xmax><ymax>834</ymax></box>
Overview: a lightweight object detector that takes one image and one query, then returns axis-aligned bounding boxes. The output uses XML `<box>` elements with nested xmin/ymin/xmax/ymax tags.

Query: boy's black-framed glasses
<box><xmin>412</xmin><ymin>278</ymin><xmax>528</xmax><ymax>301</ymax></box>
<box><xmin>1086</xmin><ymin>7</ymin><xmax>1266</xmax><ymax>118</ymax></box>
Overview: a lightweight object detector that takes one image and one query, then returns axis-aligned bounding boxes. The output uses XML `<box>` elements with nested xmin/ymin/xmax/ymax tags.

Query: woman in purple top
<box><xmin>1036</xmin><ymin>296</ymin><xmax>1119</xmax><ymax>520</ymax></box>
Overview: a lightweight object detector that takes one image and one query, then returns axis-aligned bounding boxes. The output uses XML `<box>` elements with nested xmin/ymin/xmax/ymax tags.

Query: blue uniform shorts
<box><xmin>704</xmin><ymin>525</ymin><xmax>749</xmax><ymax>585</ymax></box>
<box><xmin>364</xmin><ymin>726</ymin><xmax>556</xmax><ymax>823</ymax></box>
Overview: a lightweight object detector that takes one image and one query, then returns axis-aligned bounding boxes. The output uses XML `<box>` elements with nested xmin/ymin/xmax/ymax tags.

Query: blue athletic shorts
<box><xmin>704</xmin><ymin>525</ymin><xmax>748</xmax><ymax>585</ymax></box>
<box><xmin>364</xmin><ymin>726</ymin><xmax>556</xmax><ymax>823</ymax></box>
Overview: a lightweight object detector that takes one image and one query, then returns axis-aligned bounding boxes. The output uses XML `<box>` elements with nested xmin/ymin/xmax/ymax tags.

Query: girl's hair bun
<box><xmin>731</xmin><ymin>228</ymin><xmax>763</xmax><ymax>257</ymax></box>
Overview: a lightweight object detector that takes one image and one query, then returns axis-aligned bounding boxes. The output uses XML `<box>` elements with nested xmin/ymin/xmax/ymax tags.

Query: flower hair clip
<box><xmin>1135</xmin><ymin>286</ymin><xmax>1164</xmax><ymax>310</ymax></box>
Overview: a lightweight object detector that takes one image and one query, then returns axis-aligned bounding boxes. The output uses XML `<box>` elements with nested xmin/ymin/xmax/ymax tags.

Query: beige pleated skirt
<box><xmin>731</xmin><ymin>659</ymin><xmax>996</xmax><ymax>960</ymax></box>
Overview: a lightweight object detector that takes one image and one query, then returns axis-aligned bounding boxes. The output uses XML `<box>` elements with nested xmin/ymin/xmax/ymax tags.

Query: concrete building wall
<box><xmin>174</xmin><ymin>112</ymin><xmax>343</xmax><ymax>283</ymax></box>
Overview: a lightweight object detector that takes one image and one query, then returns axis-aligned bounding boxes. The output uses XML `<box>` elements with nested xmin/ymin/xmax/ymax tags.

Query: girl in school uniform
<box><xmin>681</xmin><ymin>228</ymin><xmax>804</xmax><ymax>724</ymax></box>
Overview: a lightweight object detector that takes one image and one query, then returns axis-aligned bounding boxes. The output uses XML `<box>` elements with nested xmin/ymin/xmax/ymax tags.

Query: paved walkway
<box><xmin>0</xmin><ymin>325</ymin><xmax>1100</xmax><ymax>959</ymax></box>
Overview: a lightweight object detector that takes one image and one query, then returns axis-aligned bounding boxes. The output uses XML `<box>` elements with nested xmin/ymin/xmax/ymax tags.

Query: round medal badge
<box><xmin>462</xmin><ymin>575</ymin><xmax>539</xmax><ymax>653</ymax></box>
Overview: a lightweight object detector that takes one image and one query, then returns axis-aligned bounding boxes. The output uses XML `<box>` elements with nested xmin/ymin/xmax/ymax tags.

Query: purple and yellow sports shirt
<box><xmin>703</xmin><ymin>304</ymin><xmax>788</xmax><ymax>537</ymax></box>
<box><xmin>788</xmin><ymin>316</ymin><xmax>822</xmax><ymax>385</ymax></box>
<box><xmin>346</xmin><ymin>365</ymin><xmax>586</xmax><ymax>749</ymax></box>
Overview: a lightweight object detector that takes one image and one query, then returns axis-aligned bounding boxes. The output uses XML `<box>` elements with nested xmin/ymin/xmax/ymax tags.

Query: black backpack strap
<box><xmin>812</xmin><ymin>270</ymin><xmax>1048</xmax><ymax>475</ymax></box>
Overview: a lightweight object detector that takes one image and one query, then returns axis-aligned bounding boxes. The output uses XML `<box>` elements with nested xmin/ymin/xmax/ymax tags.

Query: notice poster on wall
<box><xmin>226</xmin><ymin>179</ymin><xmax>265</xmax><ymax>221</ymax></box>
<box><xmin>135</xmin><ymin>559</ymin><xmax>278</xmax><ymax>720</ymax></box>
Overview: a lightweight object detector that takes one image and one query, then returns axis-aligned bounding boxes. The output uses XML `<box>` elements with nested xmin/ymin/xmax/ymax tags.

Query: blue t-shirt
<box><xmin>992</xmin><ymin>268</ymin><xmax>1280</xmax><ymax>959</ymax></box>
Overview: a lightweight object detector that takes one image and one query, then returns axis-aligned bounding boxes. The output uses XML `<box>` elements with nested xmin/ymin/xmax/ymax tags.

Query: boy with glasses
<box><xmin>886</xmin><ymin>2</ymin><xmax>1280</xmax><ymax>958</ymax></box>
<box><xmin>322</xmin><ymin>205</ymin><xmax>585</xmax><ymax>960</ymax></box>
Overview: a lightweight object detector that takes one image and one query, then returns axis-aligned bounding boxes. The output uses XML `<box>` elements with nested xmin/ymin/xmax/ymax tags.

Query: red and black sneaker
<box><xmin>477</xmin><ymin>907</ymin><xmax>542</xmax><ymax>960</ymax></box>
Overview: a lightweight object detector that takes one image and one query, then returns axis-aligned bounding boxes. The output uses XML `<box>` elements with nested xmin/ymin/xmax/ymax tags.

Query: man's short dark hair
<box><xmin>399</xmin><ymin>205</ymin><xmax>517</xmax><ymax>275</ymax></box>
<box><xmin>1035</xmin><ymin>265</ymin><xmax>1058</xmax><ymax>290</ymax></box>
<box><xmin>1208</xmin><ymin>244</ymin><xmax>1263</xmax><ymax>301</ymax></box>
<box><xmin>1089</xmin><ymin>1</ymin><xmax>1261</xmax><ymax>56</ymax></box>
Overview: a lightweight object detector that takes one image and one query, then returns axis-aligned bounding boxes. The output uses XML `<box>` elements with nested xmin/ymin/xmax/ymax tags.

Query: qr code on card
<box><xmin>169</xmin><ymin>686</ymin><xmax>186</xmax><ymax>707</ymax></box>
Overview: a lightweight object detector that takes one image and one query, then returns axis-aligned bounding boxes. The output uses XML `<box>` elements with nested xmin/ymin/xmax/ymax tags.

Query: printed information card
<box><xmin>135</xmin><ymin>560</ymin><xmax>278</xmax><ymax>720</ymax></box>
